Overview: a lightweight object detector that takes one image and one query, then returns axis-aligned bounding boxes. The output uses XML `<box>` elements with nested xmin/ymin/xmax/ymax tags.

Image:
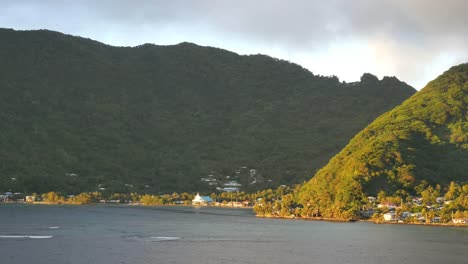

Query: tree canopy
<box><xmin>297</xmin><ymin>63</ymin><xmax>468</xmax><ymax>218</ymax></box>
<box><xmin>0</xmin><ymin>28</ymin><xmax>415</xmax><ymax>194</ymax></box>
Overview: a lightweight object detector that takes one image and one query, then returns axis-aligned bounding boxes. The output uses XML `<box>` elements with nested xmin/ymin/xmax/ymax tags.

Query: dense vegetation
<box><xmin>254</xmin><ymin>181</ymin><xmax>468</xmax><ymax>223</ymax></box>
<box><xmin>0</xmin><ymin>28</ymin><xmax>415</xmax><ymax>194</ymax></box>
<box><xmin>12</xmin><ymin>186</ymin><xmax>292</xmax><ymax>207</ymax></box>
<box><xmin>288</xmin><ymin>63</ymin><xmax>468</xmax><ymax>219</ymax></box>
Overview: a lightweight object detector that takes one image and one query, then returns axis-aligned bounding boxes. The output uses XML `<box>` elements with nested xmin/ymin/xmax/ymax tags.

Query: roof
<box><xmin>200</xmin><ymin>196</ymin><xmax>213</xmax><ymax>202</ymax></box>
<box><xmin>192</xmin><ymin>193</ymin><xmax>213</xmax><ymax>202</ymax></box>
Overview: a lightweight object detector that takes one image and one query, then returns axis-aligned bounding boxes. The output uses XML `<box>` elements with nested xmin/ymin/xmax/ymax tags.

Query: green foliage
<box><xmin>69</xmin><ymin>192</ymin><xmax>92</xmax><ymax>204</ymax></box>
<box><xmin>41</xmin><ymin>191</ymin><xmax>64</xmax><ymax>203</ymax></box>
<box><xmin>140</xmin><ymin>195</ymin><xmax>164</xmax><ymax>206</ymax></box>
<box><xmin>0</xmin><ymin>28</ymin><xmax>414</xmax><ymax>194</ymax></box>
<box><xmin>297</xmin><ymin>63</ymin><xmax>468</xmax><ymax>219</ymax></box>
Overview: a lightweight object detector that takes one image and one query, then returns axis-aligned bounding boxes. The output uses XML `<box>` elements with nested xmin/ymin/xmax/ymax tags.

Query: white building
<box><xmin>192</xmin><ymin>193</ymin><xmax>213</xmax><ymax>205</ymax></box>
<box><xmin>377</xmin><ymin>202</ymin><xmax>397</xmax><ymax>209</ymax></box>
<box><xmin>401</xmin><ymin>211</ymin><xmax>412</xmax><ymax>219</ymax></box>
<box><xmin>453</xmin><ymin>218</ymin><xmax>467</xmax><ymax>224</ymax></box>
<box><xmin>367</xmin><ymin>196</ymin><xmax>377</xmax><ymax>203</ymax></box>
<box><xmin>360</xmin><ymin>210</ymin><xmax>375</xmax><ymax>218</ymax></box>
<box><xmin>224</xmin><ymin>181</ymin><xmax>241</xmax><ymax>187</ymax></box>
<box><xmin>25</xmin><ymin>196</ymin><xmax>36</xmax><ymax>203</ymax></box>
<box><xmin>222</xmin><ymin>187</ymin><xmax>239</xmax><ymax>192</ymax></box>
<box><xmin>383</xmin><ymin>212</ymin><xmax>397</xmax><ymax>221</ymax></box>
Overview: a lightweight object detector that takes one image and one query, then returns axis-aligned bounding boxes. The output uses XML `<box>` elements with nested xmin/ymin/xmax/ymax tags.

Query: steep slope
<box><xmin>0</xmin><ymin>28</ymin><xmax>415</xmax><ymax>194</ymax></box>
<box><xmin>298</xmin><ymin>63</ymin><xmax>468</xmax><ymax>218</ymax></box>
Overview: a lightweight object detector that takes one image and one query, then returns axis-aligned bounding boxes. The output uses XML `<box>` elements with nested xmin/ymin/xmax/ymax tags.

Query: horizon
<box><xmin>1</xmin><ymin>0</ymin><xmax>467</xmax><ymax>90</ymax></box>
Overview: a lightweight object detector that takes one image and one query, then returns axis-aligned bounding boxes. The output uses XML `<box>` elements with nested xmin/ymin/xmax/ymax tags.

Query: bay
<box><xmin>0</xmin><ymin>204</ymin><xmax>466</xmax><ymax>264</ymax></box>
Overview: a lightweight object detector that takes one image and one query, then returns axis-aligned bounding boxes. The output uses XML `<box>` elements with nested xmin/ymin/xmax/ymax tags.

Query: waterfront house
<box><xmin>452</xmin><ymin>218</ymin><xmax>468</xmax><ymax>224</ymax></box>
<box><xmin>401</xmin><ymin>211</ymin><xmax>411</xmax><ymax>219</ymax></box>
<box><xmin>192</xmin><ymin>193</ymin><xmax>213</xmax><ymax>205</ymax></box>
<box><xmin>383</xmin><ymin>212</ymin><xmax>397</xmax><ymax>221</ymax></box>
<box><xmin>25</xmin><ymin>196</ymin><xmax>36</xmax><ymax>203</ymax></box>
<box><xmin>417</xmin><ymin>217</ymin><xmax>426</xmax><ymax>223</ymax></box>
<box><xmin>360</xmin><ymin>210</ymin><xmax>375</xmax><ymax>218</ymax></box>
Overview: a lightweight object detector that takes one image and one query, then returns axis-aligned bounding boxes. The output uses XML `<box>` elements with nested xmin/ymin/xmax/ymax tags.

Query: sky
<box><xmin>1</xmin><ymin>0</ymin><xmax>467</xmax><ymax>90</ymax></box>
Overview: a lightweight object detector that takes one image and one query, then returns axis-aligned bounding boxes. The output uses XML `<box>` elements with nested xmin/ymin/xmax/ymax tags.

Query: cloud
<box><xmin>0</xmin><ymin>0</ymin><xmax>467</xmax><ymax>88</ymax></box>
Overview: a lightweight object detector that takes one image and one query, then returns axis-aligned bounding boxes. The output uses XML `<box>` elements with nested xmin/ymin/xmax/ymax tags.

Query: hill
<box><xmin>297</xmin><ymin>63</ymin><xmax>468</xmax><ymax>218</ymax></box>
<box><xmin>0</xmin><ymin>28</ymin><xmax>415</xmax><ymax>194</ymax></box>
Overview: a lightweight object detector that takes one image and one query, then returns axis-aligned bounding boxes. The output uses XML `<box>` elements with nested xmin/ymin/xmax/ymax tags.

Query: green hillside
<box><xmin>0</xmin><ymin>28</ymin><xmax>415</xmax><ymax>194</ymax></box>
<box><xmin>297</xmin><ymin>63</ymin><xmax>468</xmax><ymax>218</ymax></box>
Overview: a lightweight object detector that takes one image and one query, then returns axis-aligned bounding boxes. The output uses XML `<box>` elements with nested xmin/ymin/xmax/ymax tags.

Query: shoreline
<box><xmin>1</xmin><ymin>201</ymin><xmax>254</xmax><ymax>209</ymax></box>
<box><xmin>3</xmin><ymin>202</ymin><xmax>466</xmax><ymax>227</ymax></box>
<box><xmin>256</xmin><ymin>214</ymin><xmax>358</xmax><ymax>223</ymax></box>
<box><xmin>255</xmin><ymin>214</ymin><xmax>468</xmax><ymax>227</ymax></box>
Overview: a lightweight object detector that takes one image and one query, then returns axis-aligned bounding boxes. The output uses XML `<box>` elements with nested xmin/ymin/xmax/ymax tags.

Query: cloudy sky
<box><xmin>1</xmin><ymin>0</ymin><xmax>467</xmax><ymax>89</ymax></box>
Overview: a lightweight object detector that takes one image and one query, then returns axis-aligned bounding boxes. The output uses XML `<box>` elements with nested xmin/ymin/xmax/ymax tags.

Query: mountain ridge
<box><xmin>0</xmin><ymin>28</ymin><xmax>415</xmax><ymax>194</ymax></box>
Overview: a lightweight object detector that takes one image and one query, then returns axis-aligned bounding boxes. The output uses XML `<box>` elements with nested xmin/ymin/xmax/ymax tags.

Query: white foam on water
<box><xmin>48</xmin><ymin>226</ymin><xmax>60</xmax><ymax>229</ymax></box>
<box><xmin>0</xmin><ymin>235</ymin><xmax>53</xmax><ymax>239</ymax></box>
<box><xmin>148</xmin><ymin>236</ymin><xmax>181</xmax><ymax>241</ymax></box>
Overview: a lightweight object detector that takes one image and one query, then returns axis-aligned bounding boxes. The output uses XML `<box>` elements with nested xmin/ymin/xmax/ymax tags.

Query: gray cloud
<box><xmin>1</xmin><ymin>0</ymin><xmax>467</xmax><ymax>88</ymax></box>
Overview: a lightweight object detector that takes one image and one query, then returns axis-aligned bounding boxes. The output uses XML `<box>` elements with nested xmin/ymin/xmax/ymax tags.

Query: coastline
<box><xmin>255</xmin><ymin>214</ymin><xmax>358</xmax><ymax>223</ymax></box>
<box><xmin>3</xmin><ymin>202</ymin><xmax>466</xmax><ymax>227</ymax></box>
<box><xmin>1</xmin><ymin>201</ymin><xmax>254</xmax><ymax>209</ymax></box>
<box><xmin>255</xmin><ymin>214</ymin><xmax>468</xmax><ymax>227</ymax></box>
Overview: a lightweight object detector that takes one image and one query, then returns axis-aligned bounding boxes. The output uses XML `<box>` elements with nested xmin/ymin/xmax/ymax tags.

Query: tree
<box><xmin>42</xmin><ymin>192</ymin><xmax>63</xmax><ymax>203</ymax></box>
<box><xmin>445</xmin><ymin>182</ymin><xmax>460</xmax><ymax>201</ymax></box>
<box><xmin>71</xmin><ymin>193</ymin><xmax>92</xmax><ymax>204</ymax></box>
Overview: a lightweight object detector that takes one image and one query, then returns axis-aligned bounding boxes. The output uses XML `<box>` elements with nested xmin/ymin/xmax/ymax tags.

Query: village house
<box><xmin>360</xmin><ymin>209</ymin><xmax>375</xmax><ymax>218</ymax></box>
<box><xmin>224</xmin><ymin>181</ymin><xmax>241</xmax><ymax>187</ymax></box>
<box><xmin>192</xmin><ymin>193</ymin><xmax>213</xmax><ymax>205</ymax></box>
<box><xmin>383</xmin><ymin>212</ymin><xmax>397</xmax><ymax>221</ymax></box>
<box><xmin>25</xmin><ymin>196</ymin><xmax>36</xmax><ymax>203</ymax></box>
<box><xmin>367</xmin><ymin>196</ymin><xmax>377</xmax><ymax>204</ymax></box>
<box><xmin>436</xmin><ymin>197</ymin><xmax>445</xmax><ymax>204</ymax></box>
<box><xmin>452</xmin><ymin>218</ymin><xmax>468</xmax><ymax>224</ymax></box>
<box><xmin>377</xmin><ymin>202</ymin><xmax>397</xmax><ymax>210</ymax></box>
<box><xmin>222</xmin><ymin>187</ymin><xmax>239</xmax><ymax>192</ymax></box>
<box><xmin>400</xmin><ymin>211</ymin><xmax>412</xmax><ymax>219</ymax></box>
<box><xmin>411</xmin><ymin>197</ymin><xmax>423</xmax><ymax>205</ymax></box>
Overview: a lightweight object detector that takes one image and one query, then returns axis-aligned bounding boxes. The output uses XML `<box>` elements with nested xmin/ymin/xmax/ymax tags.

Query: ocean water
<box><xmin>0</xmin><ymin>204</ymin><xmax>466</xmax><ymax>264</ymax></box>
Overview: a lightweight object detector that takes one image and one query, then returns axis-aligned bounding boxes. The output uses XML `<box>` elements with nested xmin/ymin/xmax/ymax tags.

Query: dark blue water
<box><xmin>0</xmin><ymin>204</ymin><xmax>466</xmax><ymax>264</ymax></box>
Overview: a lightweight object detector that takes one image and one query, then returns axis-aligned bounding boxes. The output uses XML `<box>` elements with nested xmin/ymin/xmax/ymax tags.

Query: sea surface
<box><xmin>0</xmin><ymin>204</ymin><xmax>467</xmax><ymax>264</ymax></box>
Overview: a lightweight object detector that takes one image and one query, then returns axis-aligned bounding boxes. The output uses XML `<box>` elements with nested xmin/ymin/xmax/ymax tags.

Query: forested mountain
<box><xmin>298</xmin><ymin>63</ymin><xmax>468</xmax><ymax>218</ymax></box>
<box><xmin>0</xmin><ymin>28</ymin><xmax>415</xmax><ymax>194</ymax></box>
